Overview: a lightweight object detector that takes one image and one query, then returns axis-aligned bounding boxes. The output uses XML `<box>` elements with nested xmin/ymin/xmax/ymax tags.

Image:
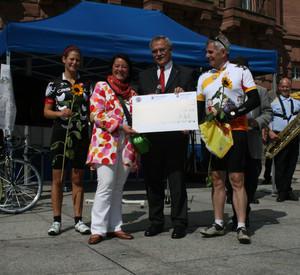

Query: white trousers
<box><xmin>91</xmin><ymin>133</ymin><xmax>131</xmax><ymax>236</ymax></box>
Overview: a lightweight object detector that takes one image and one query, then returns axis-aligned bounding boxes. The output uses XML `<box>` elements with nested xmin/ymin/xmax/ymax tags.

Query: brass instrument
<box><xmin>265</xmin><ymin>112</ymin><xmax>300</xmax><ymax>159</ymax></box>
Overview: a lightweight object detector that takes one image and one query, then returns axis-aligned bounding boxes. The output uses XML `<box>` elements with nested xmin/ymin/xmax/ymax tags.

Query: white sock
<box><xmin>237</xmin><ymin>222</ymin><xmax>246</xmax><ymax>229</ymax></box>
<box><xmin>215</xmin><ymin>219</ymin><xmax>224</xmax><ymax>227</ymax></box>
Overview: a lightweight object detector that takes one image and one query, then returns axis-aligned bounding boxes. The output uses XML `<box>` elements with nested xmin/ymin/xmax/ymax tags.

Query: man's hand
<box><xmin>214</xmin><ymin>111</ymin><xmax>234</xmax><ymax>123</ymax></box>
<box><xmin>269</xmin><ymin>130</ymin><xmax>279</xmax><ymax>142</ymax></box>
<box><xmin>174</xmin><ymin>87</ymin><xmax>185</xmax><ymax>96</ymax></box>
<box><xmin>248</xmin><ymin>118</ymin><xmax>259</xmax><ymax>128</ymax></box>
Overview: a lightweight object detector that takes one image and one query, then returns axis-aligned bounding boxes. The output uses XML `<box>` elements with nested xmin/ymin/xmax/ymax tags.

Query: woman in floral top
<box><xmin>44</xmin><ymin>46</ymin><xmax>92</xmax><ymax>236</ymax></box>
<box><xmin>87</xmin><ymin>53</ymin><xmax>139</xmax><ymax>245</ymax></box>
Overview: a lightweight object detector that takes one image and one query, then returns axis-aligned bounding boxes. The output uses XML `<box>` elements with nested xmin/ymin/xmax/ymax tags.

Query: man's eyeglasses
<box><xmin>151</xmin><ymin>47</ymin><xmax>168</xmax><ymax>54</ymax></box>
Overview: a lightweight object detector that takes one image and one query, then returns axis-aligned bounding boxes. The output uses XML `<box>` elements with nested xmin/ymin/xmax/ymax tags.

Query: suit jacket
<box><xmin>138</xmin><ymin>63</ymin><xmax>194</xmax><ymax>95</ymax></box>
<box><xmin>247</xmin><ymin>85</ymin><xmax>272</xmax><ymax>159</ymax></box>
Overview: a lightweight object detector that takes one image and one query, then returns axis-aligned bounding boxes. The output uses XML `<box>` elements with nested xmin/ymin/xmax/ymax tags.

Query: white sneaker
<box><xmin>74</xmin><ymin>220</ymin><xmax>90</xmax><ymax>234</ymax></box>
<box><xmin>48</xmin><ymin>222</ymin><xmax>61</xmax><ymax>236</ymax></box>
<box><xmin>200</xmin><ymin>223</ymin><xmax>225</xmax><ymax>237</ymax></box>
<box><xmin>237</xmin><ymin>227</ymin><xmax>251</xmax><ymax>244</ymax></box>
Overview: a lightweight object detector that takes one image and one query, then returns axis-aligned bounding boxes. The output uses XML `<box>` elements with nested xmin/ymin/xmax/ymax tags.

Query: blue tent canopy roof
<box><xmin>0</xmin><ymin>1</ymin><xmax>277</xmax><ymax>74</ymax></box>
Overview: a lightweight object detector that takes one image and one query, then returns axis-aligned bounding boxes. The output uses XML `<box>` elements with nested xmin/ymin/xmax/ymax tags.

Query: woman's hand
<box><xmin>122</xmin><ymin>124</ymin><xmax>138</xmax><ymax>135</ymax></box>
<box><xmin>44</xmin><ymin>104</ymin><xmax>73</xmax><ymax>120</ymax></box>
<box><xmin>59</xmin><ymin>108</ymin><xmax>73</xmax><ymax>118</ymax></box>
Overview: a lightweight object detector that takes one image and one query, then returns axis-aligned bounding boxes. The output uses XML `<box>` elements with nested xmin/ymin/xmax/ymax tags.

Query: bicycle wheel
<box><xmin>0</xmin><ymin>158</ymin><xmax>42</xmax><ymax>213</ymax></box>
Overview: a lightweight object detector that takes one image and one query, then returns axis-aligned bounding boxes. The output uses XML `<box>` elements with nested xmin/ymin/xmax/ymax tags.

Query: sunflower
<box><xmin>71</xmin><ymin>84</ymin><xmax>84</xmax><ymax>96</ymax></box>
<box><xmin>222</xmin><ymin>76</ymin><xmax>232</xmax><ymax>89</ymax></box>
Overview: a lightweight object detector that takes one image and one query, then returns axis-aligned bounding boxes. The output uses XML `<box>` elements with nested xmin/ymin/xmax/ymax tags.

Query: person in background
<box><xmin>86</xmin><ymin>53</ymin><xmax>139</xmax><ymax>245</ymax></box>
<box><xmin>197</xmin><ymin>35</ymin><xmax>260</xmax><ymax>244</ymax></box>
<box><xmin>267</xmin><ymin>77</ymin><xmax>300</xmax><ymax>202</ymax></box>
<box><xmin>44</xmin><ymin>45</ymin><xmax>92</xmax><ymax>235</ymax></box>
<box><xmin>138</xmin><ymin>35</ymin><xmax>194</xmax><ymax>239</ymax></box>
<box><xmin>261</xmin><ymin>126</ymin><xmax>273</xmax><ymax>185</ymax></box>
<box><xmin>227</xmin><ymin>56</ymin><xmax>273</xmax><ymax>228</ymax></box>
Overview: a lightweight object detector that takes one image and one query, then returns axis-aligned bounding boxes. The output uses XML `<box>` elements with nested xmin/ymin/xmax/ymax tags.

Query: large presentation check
<box><xmin>132</xmin><ymin>92</ymin><xmax>199</xmax><ymax>133</ymax></box>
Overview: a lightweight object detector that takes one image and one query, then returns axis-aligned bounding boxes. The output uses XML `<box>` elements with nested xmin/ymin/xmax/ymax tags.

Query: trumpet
<box><xmin>264</xmin><ymin>112</ymin><xmax>300</xmax><ymax>159</ymax></box>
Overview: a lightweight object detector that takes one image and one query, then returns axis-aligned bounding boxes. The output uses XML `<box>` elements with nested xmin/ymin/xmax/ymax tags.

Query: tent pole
<box><xmin>24</xmin><ymin>57</ymin><xmax>32</xmax><ymax>162</ymax></box>
<box><xmin>271</xmin><ymin>73</ymin><xmax>277</xmax><ymax>193</ymax></box>
<box><xmin>5</xmin><ymin>51</ymin><xmax>11</xmax><ymax>137</ymax></box>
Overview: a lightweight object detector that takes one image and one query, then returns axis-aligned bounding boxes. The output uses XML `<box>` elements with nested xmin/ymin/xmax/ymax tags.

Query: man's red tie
<box><xmin>159</xmin><ymin>66</ymin><xmax>165</xmax><ymax>93</ymax></box>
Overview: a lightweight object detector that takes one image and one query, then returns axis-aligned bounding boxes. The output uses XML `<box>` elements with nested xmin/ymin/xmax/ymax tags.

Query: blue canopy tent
<box><xmin>0</xmin><ymin>0</ymin><xmax>277</xmax><ymax>76</ymax></box>
<box><xmin>0</xmin><ymin>1</ymin><xmax>278</xmax><ymax>182</ymax></box>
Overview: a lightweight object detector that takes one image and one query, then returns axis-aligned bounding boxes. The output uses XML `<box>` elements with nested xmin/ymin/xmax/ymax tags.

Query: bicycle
<box><xmin>0</xmin><ymin>135</ymin><xmax>42</xmax><ymax>213</ymax></box>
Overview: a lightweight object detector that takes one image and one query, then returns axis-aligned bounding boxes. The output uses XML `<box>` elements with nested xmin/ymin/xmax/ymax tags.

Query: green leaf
<box><xmin>214</xmin><ymin>102</ymin><xmax>220</xmax><ymax>111</ymax></box>
<box><xmin>51</xmin><ymin>154</ymin><xmax>63</xmax><ymax>165</ymax></box>
<box><xmin>212</xmin><ymin>87</ymin><xmax>222</xmax><ymax>100</ymax></box>
<box><xmin>206</xmin><ymin>174</ymin><xmax>212</xmax><ymax>187</ymax></box>
<box><xmin>52</xmin><ymin>156</ymin><xmax>57</xmax><ymax>166</ymax></box>
<box><xmin>66</xmin><ymin>136</ymin><xmax>73</xmax><ymax>148</ymax></box>
<box><xmin>50</xmin><ymin>141</ymin><xmax>61</xmax><ymax>150</ymax></box>
<box><xmin>66</xmin><ymin>149</ymin><xmax>75</xmax><ymax>160</ymax></box>
<box><xmin>72</xmin><ymin>110</ymin><xmax>80</xmax><ymax>117</ymax></box>
<box><xmin>219</xmin><ymin>110</ymin><xmax>226</xmax><ymax>120</ymax></box>
<box><xmin>76</xmin><ymin>120</ymin><xmax>83</xmax><ymax>131</ymax></box>
<box><xmin>72</xmin><ymin>130</ymin><xmax>82</xmax><ymax>140</ymax></box>
<box><xmin>59</xmin><ymin>100</ymin><xmax>71</xmax><ymax>108</ymax></box>
<box><xmin>205</xmin><ymin>112</ymin><xmax>215</xmax><ymax>122</ymax></box>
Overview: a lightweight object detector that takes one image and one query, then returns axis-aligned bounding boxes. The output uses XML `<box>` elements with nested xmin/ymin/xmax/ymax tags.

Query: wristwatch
<box><xmin>230</xmin><ymin>111</ymin><xmax>236</xmax><ymax>118</ymax></box>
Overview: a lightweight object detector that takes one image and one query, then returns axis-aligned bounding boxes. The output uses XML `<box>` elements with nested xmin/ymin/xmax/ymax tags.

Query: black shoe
<box><xmin>171</xmin><ymin>226</ymin><xmax>186</xmax><ymax>239</ymax></box>
<box><xmin>261</xmin><ymin>179</ymin><xmax>272</xmax><ymax>185</ymax></box>
<box><xmin>288</xmin><ymin>193</ymin><xmax>299</xmax><ymax>201</ymax></box>
<box><xmin>226</xmin><ymin>195</ymin><xmax>232</xmax><ymax>204</ymax></box>
<box><xmin>251</xmin><ymin>198</ymin><xmax>260</xmax><ymax>204</ymax></box>
<box><xmin>144</xmin><ymin>224</ymin><xmax>164</xmax><ymax>237</ymax></box>
<box><xmin>276</xmin><ymin>194</ymin><xmax>289</xmax><ymax>202</ymax></box>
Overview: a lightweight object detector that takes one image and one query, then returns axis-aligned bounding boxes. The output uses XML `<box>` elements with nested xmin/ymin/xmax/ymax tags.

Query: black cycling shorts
<box><xmin>211</xmin><ymin>130</ymin><xmax>247</xmax><ymax>173</ymax></box>
<box><xmin>50</xmin><ymin>126</ymin><xmax>89</xmax><ymax>170</ymax></box>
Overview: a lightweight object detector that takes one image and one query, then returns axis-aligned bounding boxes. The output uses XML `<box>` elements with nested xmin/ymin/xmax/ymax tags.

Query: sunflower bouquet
<box><xmin>205</xmin><ymin>76</ymin><xmax>232</xmax><ymax>122</ymax></box>
<box><xmin>51</xmin><ymin>84</ymin><xmax>85</xmax><ymax>180</ymax></box>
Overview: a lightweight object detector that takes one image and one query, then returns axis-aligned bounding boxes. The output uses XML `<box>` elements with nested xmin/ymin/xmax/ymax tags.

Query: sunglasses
<box><xmin>151</xmin><ymin>47</ymin><xmax>168</xmax><ymax>54</ymax></box>
<box><xmin>211</xmin><ymin>36</ymin><xmax>227</xmax><ymax>50</ymax></box>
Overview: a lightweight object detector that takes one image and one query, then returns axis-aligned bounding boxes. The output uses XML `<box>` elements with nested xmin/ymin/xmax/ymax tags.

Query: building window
<box><xmin>241</xmin><ymin>0</ymin><xmax>252</xmax><ymax>10</ymax></box>
<box><xmin>240</xmin><ymin>0</ymin><xmax>265</xmax><ymax>14</ymax></box>
<box><xmin>292</xmin><ymin>67</ymin><xmax>300</xmax><ymax>80</ymax></box>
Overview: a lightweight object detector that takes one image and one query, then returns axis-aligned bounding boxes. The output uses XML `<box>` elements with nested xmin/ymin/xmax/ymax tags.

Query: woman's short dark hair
<box><xmin>108</xmin><ymin>53</ymin><xmax>133</xmax><ymax>83</ymax></box>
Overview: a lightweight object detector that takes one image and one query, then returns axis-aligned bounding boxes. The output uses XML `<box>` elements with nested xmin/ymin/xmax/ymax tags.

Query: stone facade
<box><xmin>1</xmin><ymin>0</ymin><xmax>299</xmax><ymax>90</ymax></box>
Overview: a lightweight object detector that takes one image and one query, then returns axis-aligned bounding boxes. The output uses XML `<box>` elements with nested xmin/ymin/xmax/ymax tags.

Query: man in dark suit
<box><xmin>138</xmin><ymin>35</ymin><xmax>194</xmax><ymax>239</ymax></box>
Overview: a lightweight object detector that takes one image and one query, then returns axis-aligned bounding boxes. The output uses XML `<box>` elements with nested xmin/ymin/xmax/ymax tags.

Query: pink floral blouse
<box><xmin>86</xmin><ymin>81</ymin><xmax>139</xmax><ymax>171</ymax></box>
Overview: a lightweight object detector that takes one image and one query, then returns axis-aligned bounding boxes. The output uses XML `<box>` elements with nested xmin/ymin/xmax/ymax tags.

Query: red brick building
<box><xmin>1</xmin><ymin>0</ymin><xmax>300</xmax><ymax>90</ymax></box>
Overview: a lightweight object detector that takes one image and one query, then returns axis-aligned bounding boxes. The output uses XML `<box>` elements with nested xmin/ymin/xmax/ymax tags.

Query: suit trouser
<box><xmin>91</xmin><ymin>134</ymin><xmax>131</xmax><ymax>235</ymax></box>
<box><xmin>274</xmin><ymin>135</ymin><xmax>299</xmax><ymax>195</ymax></box>
<box><xmin>142</xmin><ymin>132</ymin><xmax>188</xmax><ymax>228</ymax></box>
<box><xmin>263</xmin><ymin>136</ymin><xmax>273</xmax><ymax>182</ymax></box>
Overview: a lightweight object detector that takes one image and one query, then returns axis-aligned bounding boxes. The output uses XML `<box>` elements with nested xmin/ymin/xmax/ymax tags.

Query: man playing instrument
<box><xmin>267</xmin><ymin>77</ymin><xmax>300</xmax><ymax>202</ymax></box>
